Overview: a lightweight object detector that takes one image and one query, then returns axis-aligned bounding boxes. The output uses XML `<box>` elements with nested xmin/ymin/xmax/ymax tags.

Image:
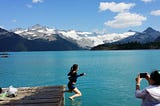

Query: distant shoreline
<box><xmin>91</xmin><ymin>41</ymin><xmax>160</xmax><ymax>50</ymax></box>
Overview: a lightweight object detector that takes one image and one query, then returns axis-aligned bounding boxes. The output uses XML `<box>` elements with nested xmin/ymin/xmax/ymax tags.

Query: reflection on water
<box><xmin>64</xmin><ymin>93</ymin><xmax>82</xmax><ymax>106</ymax></box>
<box><xmin>69</xmin><ymin>100</ymin><xmax>82</xmax><ymax>106</ymax></box>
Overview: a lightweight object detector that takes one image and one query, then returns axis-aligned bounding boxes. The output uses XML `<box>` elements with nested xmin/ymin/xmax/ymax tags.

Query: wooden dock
<box><xmin>0</xmin><ymin>86</ymin><xmax>65</xmax><ymax>106</ymax></box>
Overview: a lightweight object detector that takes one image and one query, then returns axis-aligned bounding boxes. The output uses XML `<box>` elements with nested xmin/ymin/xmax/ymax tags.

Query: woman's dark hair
<box><xmin>68</xmin><ymin>64</ymin><xmax>78</xmax><ymax>76</ymax></box>
<box><xmin>150</xmin><ymin>70</ymin><xmax>160</xmax><ymax>85</ymax></box>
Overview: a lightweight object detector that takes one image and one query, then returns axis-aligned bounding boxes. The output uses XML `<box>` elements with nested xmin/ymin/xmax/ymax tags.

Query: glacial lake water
<box><xmin>1</xmin><ymin>50</ymin><xmax>160</xmax><ymax>106</ymax></box>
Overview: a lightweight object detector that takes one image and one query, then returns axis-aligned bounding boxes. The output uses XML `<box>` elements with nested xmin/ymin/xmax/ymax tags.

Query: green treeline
<box><xmin>91</xmin><ymin>42</ymin><xmax>160</xmax><ymax>50</ymax></box>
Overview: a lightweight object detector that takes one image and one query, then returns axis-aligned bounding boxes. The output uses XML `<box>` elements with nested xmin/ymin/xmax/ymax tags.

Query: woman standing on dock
<box><xmin>64</xmin><ymin>64</ymin><xmax>86</xmax><ymax>100</ymax></box>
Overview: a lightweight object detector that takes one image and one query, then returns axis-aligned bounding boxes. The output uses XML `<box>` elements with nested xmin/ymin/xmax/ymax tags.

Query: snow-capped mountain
<box><xmin>58</xmin><ymin>30</ymin><xmax>135</xmax><ymax>48</ymax></box>
<box><xmin>13</xmin><ymin>24</ymin><xmax>58</xmax><ymax>41</ymax></box>
<box><xmin>0</xmin><ymin>27</ymin><xmax>82</xmax><ymax>51</ymax></box>
<box><xmin>115</xmin><ymin>27</ymin><xmax>160</xmax><ymax>44</ymax></box>
<box><xmin>13</xmin><ymin>24</ymin><xmax>135</xmax><ymax>49</ymax></box>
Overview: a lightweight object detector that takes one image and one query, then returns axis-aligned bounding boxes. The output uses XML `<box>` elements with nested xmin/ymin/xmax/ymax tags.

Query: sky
<box><xmin>0</xmin><ymin>0</ymin><xmax>160</xmax><ymax>33</ymax></box>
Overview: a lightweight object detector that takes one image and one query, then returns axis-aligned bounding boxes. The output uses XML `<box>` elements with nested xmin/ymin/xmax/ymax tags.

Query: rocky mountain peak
<box><xmin>143</xmin><ymin>27</ymin><xmax>157</xmax><ymax>33</ymax></box>
<box><xmin>0</xmin><ymin>27</ymin><xmax>6</xmax><ymax>32</ymax></box>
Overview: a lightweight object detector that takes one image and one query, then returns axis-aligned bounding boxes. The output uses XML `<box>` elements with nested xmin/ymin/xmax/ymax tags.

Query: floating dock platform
<box><xmin>0</xmin><ymin>86</ymin><xmax>65</xmax><ymax>106</ymax></box>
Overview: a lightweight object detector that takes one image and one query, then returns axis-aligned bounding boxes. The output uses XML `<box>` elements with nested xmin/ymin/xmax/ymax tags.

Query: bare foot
<box><xmin>69</xmin><ymin>97</ymin><xmax>74</xmax><ymax>100</ymax></box>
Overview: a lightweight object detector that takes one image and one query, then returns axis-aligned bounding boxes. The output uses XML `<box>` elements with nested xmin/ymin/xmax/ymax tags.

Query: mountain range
<box><xmin>0</xmin><ymin>24</ymin><xmax>160</xmax><ymax>51</ymax></box>
<box><xmin>114</xmin><ymin>27</ymin><xmax>160</xmax><ymax>44</ymax></box>
<box><xmin>0</xmin><ymin>27</ymin><xmax>81</xmax><ymax>51</ymax></box>
<box><xmin>91</xmin><ymin>27</ymin><xmax>160</xmax><ymax>50</ymax></box>
<box><xmin>12</xmin><ymin>24</ymin><xmax>135</xmax><ymax>49</ymax></box>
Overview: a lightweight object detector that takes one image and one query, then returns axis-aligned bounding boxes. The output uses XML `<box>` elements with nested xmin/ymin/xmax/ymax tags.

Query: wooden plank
<box><xmin>3</xmin><ymin>103</ymin><xmax>60</xmax><ymax>106</ymax></box>
<box><xmin>0</xmin><ymin>86</ymin><xmax>65</xmax><ymax>106</ymax></box>
<box><xmin>18</xmin><ymin>86</ymin><xmax>64</xmax><ymax>91</ymax></box>
<box><xmin>0</xmin><ymin>98</ymin><xmax>60</xmax><ymax>104</ymax></box>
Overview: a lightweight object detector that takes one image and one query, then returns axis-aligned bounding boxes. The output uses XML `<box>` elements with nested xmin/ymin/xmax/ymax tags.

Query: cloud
<box><xmin>32</xmin><ymin>0</ymin><xmax>43</xmax><ymax>3</ymax></box>
<box><xmin>99</xmin><ymin>2</ymin><xmax>135</xmax><ymax>12</ymax></box>
<box><xmin>105</xmin><ymin>12</ymin><xmax>147</xmax><ymax>28</ymax></box>
<box><xmin>26</xmin><ymin>4</ymin><xmax>32</xmax><ymax>8</ymax></box>
<box><xmin>12</xmin><ymin>19</ymin><xmax>17</xmax><ymax>23</ymax></box>
<box><xmin>150</xmin><ymin>10</ymin><xmax>160</xmax><ymax>16</ymax></box>
<box><xmin>141</xmin><ymin>0</ymin><xmax>153</xmax><ymax>3</ymax></box>
<box><xmin>93</xmin><ymin>28</ymin><xmax>108</xmax><ymax>34</ymax></box>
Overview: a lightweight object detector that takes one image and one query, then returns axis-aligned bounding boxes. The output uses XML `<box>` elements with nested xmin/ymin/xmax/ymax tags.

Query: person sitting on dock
<box><xmin>64</xmin><ymin>64</ymin><xmax>86</xmax><ymax>100</ymax></box>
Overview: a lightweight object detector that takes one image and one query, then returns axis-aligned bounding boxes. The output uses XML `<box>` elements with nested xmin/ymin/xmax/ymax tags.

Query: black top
<box><xmin>68</xmin><ymin>72</ymin><xmax>84</xmax><ymax>83</ymax></box>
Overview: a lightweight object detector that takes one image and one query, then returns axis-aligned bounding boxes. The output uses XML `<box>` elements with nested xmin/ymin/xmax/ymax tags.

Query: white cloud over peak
<box><xmin>105</xmin><ymin>12</ymin><xmax>147</xmax><ymax>28</ymax></box>
<box><xmin>150</xmin><ymin>10</ymin><xmax>160</xmax><ymax>16</ymax></box>
<box><xmin>93</xmin><ymin>28</ymin><xmax>108</xmax><ymax>34</ymax></box>
<box><xmin>32</xmin><ymin>0</ymin><xmax>43</xmax><ymax>3</ymax></box>
<box><xmin>99</xmin><ymin>2</ymin><xmax>147</xmax><ymax>29</ymax></box>
<box><xmin>141</xmin><ymin>0</ymin><xmax>153</xmax><ymax>3</ymax></box>
<box><xmin>99</xmin><ymin>2</ymin><xmax>135</xmax><ymax>12</ymax></box>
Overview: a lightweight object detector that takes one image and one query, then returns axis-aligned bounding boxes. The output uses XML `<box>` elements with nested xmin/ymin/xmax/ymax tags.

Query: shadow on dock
<box><xmin>0</xmin><ymin>86</ymin><xmax>65</xmax><ymax>106</ymax></box>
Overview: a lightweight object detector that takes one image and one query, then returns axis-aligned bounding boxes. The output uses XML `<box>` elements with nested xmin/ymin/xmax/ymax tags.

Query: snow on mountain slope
<box><xmin>58</xmin><ymin>30</ymin><xmax>103</xmax><ymax>48</ymax></box>
<box><xmin>13</xmin><ymin>24</ymin><xmax>135</xmax><ymax>49</ymax></box>
<box><xmin>14</xmin><ymin>24</ymin><xmax>57</xmax><ymax>41</ymax></box>
<box><xmin>97</xmin><ymin>32</ymin><xmax>136</xmax><ymax>43</ymax></box>
<box><xmin>59</xmin><ymin>30</ymin><xmax>135</xmax><ymax>48</ymax></box>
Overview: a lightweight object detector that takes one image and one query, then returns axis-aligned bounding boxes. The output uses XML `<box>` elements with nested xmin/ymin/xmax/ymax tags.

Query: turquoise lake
<box><xmin>1</xmin><ymin>50</ymin><xmax>160</xmax><ymax>106</ymax></box>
